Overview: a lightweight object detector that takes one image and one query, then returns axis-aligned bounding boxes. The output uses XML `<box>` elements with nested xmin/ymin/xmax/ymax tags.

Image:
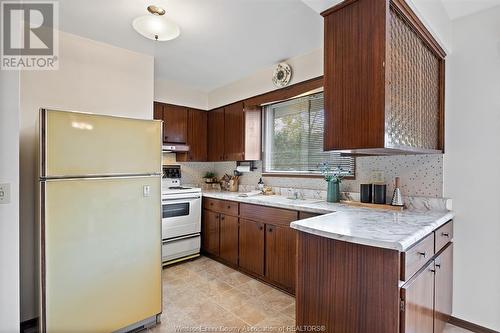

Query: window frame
<box><xmin>261</xmin><ymin>91</ymin><xmax>355</xmax><ymax>179</ymax></box>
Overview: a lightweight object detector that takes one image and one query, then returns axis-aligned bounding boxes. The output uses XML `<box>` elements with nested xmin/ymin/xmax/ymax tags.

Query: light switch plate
<box><xmin>0</xmin><ymin>183</ymin><xmax>11</xmax><ymax>204</ymax></box>
<box><xmin>143</xmin><ymin>185</ymin><xmax>151</xmax><ymax>197</ymax></box>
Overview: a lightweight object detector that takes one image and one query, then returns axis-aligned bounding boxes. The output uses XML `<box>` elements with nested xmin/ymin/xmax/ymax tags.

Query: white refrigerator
<box><xmin>37</xmin><ymin>109</ymin><xmax>163</xmax><ymax>332</ymax></box>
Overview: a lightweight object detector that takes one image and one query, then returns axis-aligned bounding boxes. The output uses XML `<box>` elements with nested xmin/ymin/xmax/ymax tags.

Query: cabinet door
<box><xmin>219</xmin><ymin>214</ymin><xmax>239</xmax><ymax>266</ymax></box>
<box><xmin>153</xmin><ymin>102</ymin><xmax>167</xmax><ymax>143</ymax></box>
<box><xmin>401</xmin><ymin>261</ymin><xmax>435</xmax><ymax>333</ymax></box>
<box><xmin>163</xmin><ymin>104</ymin><xmax>188</xmax><ymax>143</ymax></box>
<box><xmin>266</xmin><ymin>224</ymin><xmax>297</xmax><ymax>293</ymax></box>
<box><xmin>224</xmin><ymin>102</ymin><xmax>245</xmax><ymax>161</ymax></box>
<box><xmin>238</xmin><ymin>218</ymin><xmax>265</xmax><ymax>276</ymax></box>
<box><xmin>434</xmin><ymin>244</ymin><xmax>453</xmax><ymax>333</ymax></box>
<box><xmin>186</xmin><ymin>109</ymin><xmax>207</xmax><ymax>161</ymax></box>
<box><xmin>208</xmin><ymin>108</ymin><xmax>225</xmax><ymax>161</ymax></box>
<box><xmin>202</xmin><ymin>209</ymin><xmax>219</xmax><ymax>256</ymax></box>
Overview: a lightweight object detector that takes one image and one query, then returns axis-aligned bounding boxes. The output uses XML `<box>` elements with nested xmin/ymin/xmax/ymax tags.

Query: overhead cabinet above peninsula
<box><xmin>322</xmin><ymin>0</ymin><xmax>446</xmax><ymax>155</ymax></box>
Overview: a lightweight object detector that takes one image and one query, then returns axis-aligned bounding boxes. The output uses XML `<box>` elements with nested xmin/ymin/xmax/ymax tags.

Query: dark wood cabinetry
<box><xmin>265</xmin><ymin>224</ymin><xmax>296</xmax><ymax>293</ymax></box>
<box><xmin>162</xmin><ymin>104</ymin><xmax>188</xmax><ymax>144</ymax></box>
<box><xmin>224</xmin><ymin>102</ymin><xmax>245</xmax><ymax>161</ymax></box>
<box><xmin>322</xmin><ymin>0</ymin><xmax>446</xmax><ymax>155</ymax></box>
<box><xmin>401</xmin><ymin>261</ymin><xmax>435</xmax><ymax>333</ymax></box>
<box><xmin>202</xmin><ymin>197</ymin><xmax>318</xmax><ymax>295</ymax></box>
<box><xmin>207</xmin><ymin>103</ymin><xmax>261</xmax><ymax>161</ymax></box>
<box><xmin>202</xmin><ymin>209</ymin><xmax>220</xmax><ymax>256</ymax></box>
<box><xmin>434</xmin><ymin>244</ymin><xmax>453</xmax><ymax>333</ymax></box>
<box><xmin>239</xmin><ymin>218</ymin><xmax>265</xmax><ymax>276</ymax></box>
<box><xmin>207</xmin><ymin>108</ymin><xmax>225</xmax><ymax>161</ymax></box>
<box><xmin>177</xmin><ymin>109</ymin><xmax>207</xmax><ymax>162</ymax></box>
<box><xmin>296</xmin><ymin>219</ymin><xmax>454</xmax><ymax>333</ymax></box>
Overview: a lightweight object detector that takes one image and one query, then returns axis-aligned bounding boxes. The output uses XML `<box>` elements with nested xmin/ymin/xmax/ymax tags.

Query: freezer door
<box><xmin>40</xmin><ymin>109</ymin><xmax>162</xmax><ymax>178</ymax></box>
<box><xmin>40</xmin><ymin>176</ymin><xmax>161</xmax><ymax>332</ymax></box>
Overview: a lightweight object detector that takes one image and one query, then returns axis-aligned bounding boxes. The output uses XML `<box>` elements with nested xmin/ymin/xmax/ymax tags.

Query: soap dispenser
<box><xmin>258</xmin><ymin>178</ymin><xmax>265</xmax><ymax>191</ymax></box>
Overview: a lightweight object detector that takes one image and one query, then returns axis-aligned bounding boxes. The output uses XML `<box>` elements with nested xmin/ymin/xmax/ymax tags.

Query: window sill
<box><xmin>262</xmin><ymin>172</ymin><xmax>355</xmax><ymax>180</ymax></box>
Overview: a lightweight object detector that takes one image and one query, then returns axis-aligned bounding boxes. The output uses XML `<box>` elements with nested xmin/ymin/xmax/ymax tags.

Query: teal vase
<box><xmin>327</xmin><ymin>181</ymin><xmax>340</xmax><ymax>203</ymax></box>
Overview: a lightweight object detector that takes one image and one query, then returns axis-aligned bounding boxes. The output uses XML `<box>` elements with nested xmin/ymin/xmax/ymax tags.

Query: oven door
<box><xmin>161</xmin><ymin>192</ymin><xmax>201</xmax><ymax>240</ymax></box>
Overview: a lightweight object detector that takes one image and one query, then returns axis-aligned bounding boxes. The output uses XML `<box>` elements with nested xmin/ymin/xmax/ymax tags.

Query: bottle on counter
<box><xmin>258</xmin><ymin>178</ymin><xmax>265</xmax><ymax>191</ymax></box>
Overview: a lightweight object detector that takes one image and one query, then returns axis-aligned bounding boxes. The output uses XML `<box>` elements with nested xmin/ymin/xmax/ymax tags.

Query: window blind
<box><xmin>264</xmin><ymin>92</ymin><xmax>355</xmax><ymax>176</ymax></box>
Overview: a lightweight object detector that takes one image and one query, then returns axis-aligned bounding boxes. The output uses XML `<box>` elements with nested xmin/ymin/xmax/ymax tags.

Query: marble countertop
<box><xmin>202</xmin><ymin>191</ymin><xmax>454</xmax><ymax>251</ymax></box>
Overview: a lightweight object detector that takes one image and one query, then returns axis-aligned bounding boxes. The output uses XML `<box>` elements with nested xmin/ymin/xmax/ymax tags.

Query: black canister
<box><xmin>360</xmin><ymin>184</ymin><xmax>373</xmax><ymax>203</ymax></box>
<box><xmin>373</xmin><ymin>184</ymin><xmax>387</xmax><ymax>204</ymax></box>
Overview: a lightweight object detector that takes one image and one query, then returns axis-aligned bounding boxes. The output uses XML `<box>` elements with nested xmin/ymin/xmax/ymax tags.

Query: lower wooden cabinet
<box><xmin>401</xmin><ymin>261</ymin><xmax>435</xmax><ymax>333</ymax></box>
<box><xmin>201</xmin><ymin>209</ymin><xmax>220</xmax><ymax>256</ymax></box>
<box><xmin>265</xmin><ymin>224</ymin><xmax>296</xmax><ymax>293</ymax></box>
<box><xmin>219</xmin><ymin>214</ymin><xmax>239</xmax><ymax>266</ymax></box>
<box><xmin>239</xmin><ymin>218</ymin><xmax>265</xmax><ymax>276</ymax></box>
<box><xmin>434</xmin><ymin>244</ymin><xmax>453</xmax><ymax>333</ymax></box>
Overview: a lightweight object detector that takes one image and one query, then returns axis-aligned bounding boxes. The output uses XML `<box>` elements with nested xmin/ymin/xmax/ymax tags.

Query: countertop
<box><xmin>202</xmin><ymin>191</ymin><xmax>454</xmax><ymax>252</ymax></box>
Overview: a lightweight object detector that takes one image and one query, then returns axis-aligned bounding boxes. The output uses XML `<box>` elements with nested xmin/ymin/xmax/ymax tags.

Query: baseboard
<box><xmin>449</xmin><ymin>316</ymin><xmax>499</xmax><ymax>333</ymax></box>
<box><xmin>20</xmin><ymin>317</ymin><xmax>38</xmax><ymax>333</ymax></box>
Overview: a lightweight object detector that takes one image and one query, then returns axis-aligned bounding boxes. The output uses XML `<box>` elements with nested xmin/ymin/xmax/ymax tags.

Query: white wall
<box><xmin>208</xmin><ymin>48</ymin><xmax>323</xmax><ymax>109</ymax></box>
<box><xmin>19</xmin><ymin>31</ymin><xmax>154</xmax><ymax>321</ymax></box>
<box><xmin>444</xmin><ymin>7</ymin><xmax>500</xmax><ymax>331</ymax></box>
<box><xmin>155</xmin><ymin>79</ymin><xmax>208</xmax><ymax>110</ymax></box>
<box><xmin>0</xmin><ymin>71</ymin><xmax>21</xmax><ymax>332</ymax></box>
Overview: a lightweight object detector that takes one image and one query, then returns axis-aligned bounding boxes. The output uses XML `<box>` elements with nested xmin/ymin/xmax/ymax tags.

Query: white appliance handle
<box><xmin>162</xmin><ymin>195</ymin><xmax>201</xmax><ymax>202</ymax></box>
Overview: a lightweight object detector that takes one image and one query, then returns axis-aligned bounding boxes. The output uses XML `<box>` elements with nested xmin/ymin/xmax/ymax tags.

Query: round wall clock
<box><xmin>272</xmin><ymin>62</ymin><xmax>292</xmax><ymax>88</ymax></box>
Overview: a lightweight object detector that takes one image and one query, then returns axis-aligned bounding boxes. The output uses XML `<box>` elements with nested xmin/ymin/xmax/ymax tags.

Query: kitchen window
<box><xmin>263</xmin><ymin>92</ymin><xmax>355</xmax><ymax>177</ymax></box>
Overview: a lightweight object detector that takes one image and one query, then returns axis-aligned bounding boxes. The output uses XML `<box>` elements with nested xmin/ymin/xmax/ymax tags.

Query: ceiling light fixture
<box><xmin>132</xmin><ymin>5</ymin><xmax>180</xmax><ymax>41</ymax></box>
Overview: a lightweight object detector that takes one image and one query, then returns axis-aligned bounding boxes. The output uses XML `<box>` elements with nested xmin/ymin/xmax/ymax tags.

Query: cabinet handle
<box><xmin>435</xmin><ymin>263</ymin><xmax>441</xmax><ymax>269</ymax></box>
<box><xmin>227</xmin><ymin>205</ymin><xmax>231</xmax><ymax>209</ymax></box>
<box><xmin>441</xmin><ymin>232</ymin><xmax>450</xmax><ymax>237</ymax></box>
<box><xmin>259</xmin><ymin>226</ymin><xmax>263</xmax><ymax>230</ymax></box>
<box><xmin>268</xmin><ymin>227</ymin><xmax>273</xmax><ymax>232</ymax></box>
<box><xmin>221</xmin><ymin>215</ymin><xmax>225</xmax><ymax>221</ymax></box>
<box><xmin>418</xmin><ymin>252</ymin><xmax>427</xmax><ymax>258</ymax></box>
<box><xmin>430</xmin><ymin>268</ymin><xmax>436</xmax><ymax>273</ymax></box>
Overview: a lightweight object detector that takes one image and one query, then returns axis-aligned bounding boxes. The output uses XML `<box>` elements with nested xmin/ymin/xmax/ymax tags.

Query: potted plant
<box><xmin>202</xmin><ymin>172</ymin><xmax>216</xmax><ymax>183</ymax></box>
<box><xmin>319</xmin><ymin>162</ymin><xmax>345</xmax><ymax>203</ymax></box>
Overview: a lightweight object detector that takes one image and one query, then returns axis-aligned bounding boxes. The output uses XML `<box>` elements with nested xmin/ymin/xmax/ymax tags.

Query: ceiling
<box><xmin>58</xmin><ymin>0</ymin><xmax>323</xmax><ymax>91</ymax></box>
<box><xmin>441</xmin><ymin>0</ymin><xmax>500</xmax><ymax>20</ymax></box>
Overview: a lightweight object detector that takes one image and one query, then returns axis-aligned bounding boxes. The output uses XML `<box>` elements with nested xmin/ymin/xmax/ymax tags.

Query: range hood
<box><xmin>162</xmin><ymin>144</ymin><xmax>190</xmax><ymax>153</ymax></box>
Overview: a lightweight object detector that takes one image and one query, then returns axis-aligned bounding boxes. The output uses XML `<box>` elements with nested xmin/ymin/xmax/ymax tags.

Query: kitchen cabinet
<box><xmin>238</xmin><ymin>218</ymin><xmax>265</xmax><ymax>276</ymax></box>
<box><xmin>207</xmin><ymin>108</ymin><xmax>225</xmax><ymax>161</ymax></box>
<box><xmin>322</xmin><ymin>0</ymin><xmax>446</xmax><ymax>155</ymax></box>
<box><xmin>219</xmin><ymin>214</ymin><xmax>239</xmax><ymax>266</ymax></box>
<box><xmin>434</xmin><ymin>244</ymin><xmax>453</xmax><ymax>333</ymax></box>
<box><xmin>202</xmin><ymin>197</ymin><xmax>318</xmax><ymax>294</ymax></box>
<box><xmin>400</xmin><ymin>261</ymin><xmax>435</xmax><ymax>333</ymax></box>
<box><xmin>177</xmin><ymin>109</ymin><xmax>207</xmax><ymax>162</ymax></box>
<box><xmin>207</xmin><ymin>103</ymin><xmax>261</xmax><ymax>161</ymax></box>
<box><xmin>265</xmin><ymin>224</ymin><xmax>296</xmax><ymax>293</ymax></box>
<box><xmin>153</xmin><ymin>102</ymin><xmax>188</xmax><ymax>144</ymax></box>
<box><xmin>296</xmin><ymin>220</ymin><xmax>453</xmax><ymax>332</ymax></box>
<box><xmin>201</xmin><ymin>209</ymin><xmax>219</xmax><ymax>256</ymax></box>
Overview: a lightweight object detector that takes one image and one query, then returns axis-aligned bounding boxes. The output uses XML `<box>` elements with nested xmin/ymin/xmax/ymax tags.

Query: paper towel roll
<box><xmin>236</xmin><ymin>165</ymin><xmax>251</xmax><ymax>173</ymax></box>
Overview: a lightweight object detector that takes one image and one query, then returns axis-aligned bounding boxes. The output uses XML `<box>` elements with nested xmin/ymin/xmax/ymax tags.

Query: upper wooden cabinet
<box><xmin>208</xmin><ymin>103</ymin><xmax>261</xmax><ymax>161</ymax></box>
<box><xmin>207</xmin><ymin>108</ymin><xmax>225</xmax><ymax>161</ymax></box>
<box><xmin>322</xmin><ymin>0</ymin><xmax>446</xmax><ymax>155</ymax></box>
<box><xmin>178</xmin><ymin>108</ymin><xmax>207</xmax><ymax>162</ymax></box>
<box><xmin>153</xmin><ymin>102</ymin><xmax>188</xmax><ymax>144</ymax></box>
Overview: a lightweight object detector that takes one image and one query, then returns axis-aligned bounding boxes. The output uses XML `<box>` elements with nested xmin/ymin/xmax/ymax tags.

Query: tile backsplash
<box><xmin>163</xmin><ymin>153</ymin><xmax>443</xmax><ymax>198</ymax></box>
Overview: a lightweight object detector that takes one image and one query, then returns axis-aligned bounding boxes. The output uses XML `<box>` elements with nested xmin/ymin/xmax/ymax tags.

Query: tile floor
<box><xmin>150</xmin><ymin>256</ymin><xmax>472</xmax><ymax>333</ymax></box>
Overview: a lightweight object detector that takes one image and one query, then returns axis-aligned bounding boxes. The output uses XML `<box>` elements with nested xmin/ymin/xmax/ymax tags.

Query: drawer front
<box><xmin>435</xmin><ymin>220</ymin><xmax>453</xmax><ymax>253</ymax></box>
<box><xmin>240</xmin><ymin>203</ymin><xmax>298</xmax><ymax>226</ymax></box>
<box><xmin>401</xmin><ymin>233</ymin><xmax>435</xmax><ymax>281</ymax></box>
<box><xmin>203</xmin><ymin>198</ymin><xmax>239</xmax><ymax>216</ymax></box>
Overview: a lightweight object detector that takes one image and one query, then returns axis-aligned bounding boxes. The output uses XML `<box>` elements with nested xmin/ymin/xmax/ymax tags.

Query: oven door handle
<box><xmin>162</xmin><ymin>195</ymin><xmax>201</xmax><ymax>202</ymax></box>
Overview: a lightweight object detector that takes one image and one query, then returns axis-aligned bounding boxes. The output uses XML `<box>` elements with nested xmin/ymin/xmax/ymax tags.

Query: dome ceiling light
<box><xmin>132</xmin><ymin>5</ymin><xmax>180</xmax><ymax>41</ymax></box>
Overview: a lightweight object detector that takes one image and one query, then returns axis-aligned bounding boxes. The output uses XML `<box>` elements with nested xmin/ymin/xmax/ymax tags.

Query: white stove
<box><xmin>161</xmin><ymin>165</ymin><xmax>201</xmax><ymax>265</ymax></box>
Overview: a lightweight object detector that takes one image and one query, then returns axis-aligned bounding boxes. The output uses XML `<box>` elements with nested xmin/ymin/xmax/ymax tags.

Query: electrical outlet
<box><xmin>0</xmin><ymin>183</ymin><xmax>11</xmax><ymax>204</ymax></box>
<box><xmin>371</xmin><ymin>171</ymin><xmax>385</xmax><ymax>183</ymax></box>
